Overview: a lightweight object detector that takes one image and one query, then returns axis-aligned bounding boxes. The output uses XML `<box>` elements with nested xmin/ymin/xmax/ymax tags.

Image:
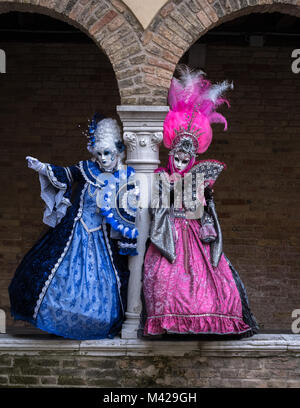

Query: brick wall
<box><xmin>0</xmin><ymin>41</ymin><xmax>120</xmax><ymax>327</ymax></box>
<box><xmin>0</xmin><ymin>349</ymin><xmax>299</xmax><ymax>387</ymax></box>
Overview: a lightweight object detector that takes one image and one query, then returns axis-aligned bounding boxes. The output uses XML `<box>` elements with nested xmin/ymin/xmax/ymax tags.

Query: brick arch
<box><xmin>143</xmin><ymin>0</ymin><xmax>300</xmax><ymax>104</ymax></box>
<box><xmin>0</xmin><ymin>0</ymin><xmax>146</xmax><ymax>104</ymax></box>
<box><xmin>1</xmin><ymin>0</ymin><xmax>300</xmax><ymax>105</ymax></box>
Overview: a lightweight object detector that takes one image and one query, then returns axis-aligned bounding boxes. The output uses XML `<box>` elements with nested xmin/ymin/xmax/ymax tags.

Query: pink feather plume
<box><xmin>164</xmin><ymin>66</ymin><xmax>233</xmax><ymax>154</ymax></box>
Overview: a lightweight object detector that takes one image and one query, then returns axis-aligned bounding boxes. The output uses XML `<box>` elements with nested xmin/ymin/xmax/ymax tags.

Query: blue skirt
<box><xmin>35</xmin><ymin>219</ymin><xmax>122</xmax><ymax>340</ymax></box>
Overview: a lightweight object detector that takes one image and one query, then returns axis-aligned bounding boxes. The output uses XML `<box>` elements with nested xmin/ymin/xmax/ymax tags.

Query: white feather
<box><xmin>206</xmin><ymin>80</ymin><xmax>234</xmax><ymax>103</ymax></box>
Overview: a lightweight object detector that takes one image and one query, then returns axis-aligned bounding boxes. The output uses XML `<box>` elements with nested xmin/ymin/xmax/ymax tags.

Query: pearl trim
<box><xmin>80</xmin><ymin>218</ymin><xmax>102</xmax><ymax>234</ymax></box>
<box><xmin>118</xmin><ymin>242</ymin><xmax>137</xmax><ymax>249</ymax></box>
<box><xmin>64</xmin><ymin>166</ymin><xmax>73</xmax><ymax>183</ymax></box>
<box><xmin>46</xmin><ymin>164</ymin><xmax>67</xmax><ymax>190</ymax></box>
<box><xmin>147</xmin><ymin>313</ymin><xmax>243</xmax><ymax>320</ymax></box>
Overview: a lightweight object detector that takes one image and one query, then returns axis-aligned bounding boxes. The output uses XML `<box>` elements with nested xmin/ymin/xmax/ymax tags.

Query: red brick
<box><xmin>111</xmin><ymin>0</ymin><xmax>127</xmax><ymax>13</ymax></box>
<box><xmin>147</xmin><ymin>56</ymin><xmax>174</xmax><ymax>72</ymax></box>
<box><xmin>197</xmin><ymin>10</ymin><xmax>213</xmax><ymax>27</ymax></box>
<box><xmin>107</xmin><ymin>15</ymin><xmax>125</xmax><ymax>32</ymax></box>
<box><xmin>144</xmin><ymin>74</ymin><xmax>170</xmax><ymax>89</ymax></box>
<box><xmin>89</xmin><ymin>10</ymin><xmax>118</xmax><ymax>36</ymax></box>
<box><xmin>160</xmin><ymin>2</ymin><xmax>175</xmax><ymax>18</ymax></box>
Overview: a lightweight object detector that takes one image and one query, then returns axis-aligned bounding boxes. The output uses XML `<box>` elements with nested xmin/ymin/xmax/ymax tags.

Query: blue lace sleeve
<box><xmin>65</xmin><ymin>164</ymin><xmax>82</xmax><ymax>184</ymax></box>
<box><xmin>39</xmin><ymin>164</ymin><xmax>81</xmax><ymax>228</ymax></box>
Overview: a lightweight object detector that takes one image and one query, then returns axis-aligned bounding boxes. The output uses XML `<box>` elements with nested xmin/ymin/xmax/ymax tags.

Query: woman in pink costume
<box><xmin>142</xmin><ymin>67</ymin><xmax>258</xmax><ymax>338</ymax></box>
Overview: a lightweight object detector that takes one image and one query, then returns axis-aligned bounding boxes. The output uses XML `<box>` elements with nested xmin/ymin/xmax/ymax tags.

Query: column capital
<box><xmin>117</xmin><ymin>105</ymin><xmax>169</xmax><ymax>132</ymax></box>
<box><xmin>117</xmin><ymin>105</ymin><xmax>169</xmax><ymax>172</ymax></box>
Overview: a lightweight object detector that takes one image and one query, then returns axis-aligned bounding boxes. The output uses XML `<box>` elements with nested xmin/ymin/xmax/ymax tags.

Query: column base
<box><xmin>121</xmin><ymin>312</ymin><xmax>141</xmax><ymax>339</ymax></box>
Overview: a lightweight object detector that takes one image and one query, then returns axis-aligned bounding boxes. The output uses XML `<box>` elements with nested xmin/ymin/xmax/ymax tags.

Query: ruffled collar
<box><xmin>79</xmin><ymin>160</ymin><xmax>114</xmax><ymax>187</ymax></box>
<box><xmin>79</xmin><ymin>160</ymin><xmax>129</xmax><ymax>188</ymax></box>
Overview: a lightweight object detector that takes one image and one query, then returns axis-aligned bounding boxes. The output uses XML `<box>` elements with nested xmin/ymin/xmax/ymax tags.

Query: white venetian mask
<box><xmin>173</xmin><ymin>152</ymin><xmax>191</xmax><ymax>171</ymax></box>
<box><xmin>95</xmin><ymin>148</ymin><xmax>118</xmax><ymax>172</ymax></box>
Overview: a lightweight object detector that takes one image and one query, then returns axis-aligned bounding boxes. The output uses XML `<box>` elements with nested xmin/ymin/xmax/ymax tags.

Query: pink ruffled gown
<box><xmin>143</xmin><ymin>160</ymin><xmax>258</xmax><ymax>337</ymax></box>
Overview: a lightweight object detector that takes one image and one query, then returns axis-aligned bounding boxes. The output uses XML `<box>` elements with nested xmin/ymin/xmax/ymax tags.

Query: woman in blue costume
<box><xmin>9</xmin><ymin>116</ymin><xmax>139</xmax><ymax>340</ymax></box>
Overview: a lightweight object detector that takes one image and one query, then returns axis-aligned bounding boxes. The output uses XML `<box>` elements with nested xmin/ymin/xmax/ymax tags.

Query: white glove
<box><xmin>26</xmin><ymin>156</ymin><xmax>47</xmax><ymax>175</ymax></box>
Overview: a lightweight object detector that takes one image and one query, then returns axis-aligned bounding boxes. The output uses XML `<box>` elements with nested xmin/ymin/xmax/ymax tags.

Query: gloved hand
<box><xmin>26</xmin><ymin>156</ymin><xmax>47</xmax><ymax>175</ymax></box>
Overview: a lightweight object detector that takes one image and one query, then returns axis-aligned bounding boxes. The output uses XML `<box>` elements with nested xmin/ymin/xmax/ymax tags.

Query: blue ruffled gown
<box><xmin>9</xmin><ymin>160</ymin><xmax>138</xmax><ymax>340</ymax></box>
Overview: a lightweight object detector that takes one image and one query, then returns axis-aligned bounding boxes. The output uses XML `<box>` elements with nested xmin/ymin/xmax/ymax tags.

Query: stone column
<box><xmin>117</xmin><ymin>105</ymin><xmax>169</xmax><ymax>339</ymax></box>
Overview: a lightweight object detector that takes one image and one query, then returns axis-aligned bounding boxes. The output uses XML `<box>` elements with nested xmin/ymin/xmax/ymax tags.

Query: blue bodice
<box><xmin>81</xmin><ymin>185</ymin><xmax>104</xmax><ymax>231</ymax></box>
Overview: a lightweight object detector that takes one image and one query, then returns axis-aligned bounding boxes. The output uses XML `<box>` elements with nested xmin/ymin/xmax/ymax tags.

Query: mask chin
<box><xmin>101</xmin><ymin>157</ymin><xmax>118</xmax><ymax>171</ymax></box>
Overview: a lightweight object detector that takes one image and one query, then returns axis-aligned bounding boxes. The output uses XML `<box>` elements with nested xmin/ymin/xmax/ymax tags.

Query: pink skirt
<box><xmin>143</xmin><ymin>218</ymin><xmax>251</xmax><ymax>336</ymax></box>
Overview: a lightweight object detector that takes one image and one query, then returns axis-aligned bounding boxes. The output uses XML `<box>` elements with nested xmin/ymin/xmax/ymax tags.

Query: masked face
<box><xmin>96</xmin><ymin>148</ymin><xmax>118</xmax><ymax>171</ymax></box>
<box><xmin>173</xmin><ymin>152</ymin><xmax>191</xmax><ymax>172</ymax></box>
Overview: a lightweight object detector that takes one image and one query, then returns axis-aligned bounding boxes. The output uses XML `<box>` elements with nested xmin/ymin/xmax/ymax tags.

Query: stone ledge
<box><xmin>0</xmin><ymin>333</ymin><xmax>299</xmax><ymax>357</ymax></box>
<box><xmin>117</xmin><ymin>105</ymin><xmax>169</xmax><ymax>112</ymax></box>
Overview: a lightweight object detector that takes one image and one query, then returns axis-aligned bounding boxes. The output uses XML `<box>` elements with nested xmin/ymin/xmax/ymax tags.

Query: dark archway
<box><xmin>0</xmin><ymin>0</ymin><xmax>145</xmax><ymax>104</ymax></box>
<box><xmin>0</xmin><ymin>12</ymin><xmax>121</xmax><ymax>329</ymax></box>
<box><xmin>145</xmin><ymin>0</ymin><xmax>300</xmax><ymax>104</ymax></box>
